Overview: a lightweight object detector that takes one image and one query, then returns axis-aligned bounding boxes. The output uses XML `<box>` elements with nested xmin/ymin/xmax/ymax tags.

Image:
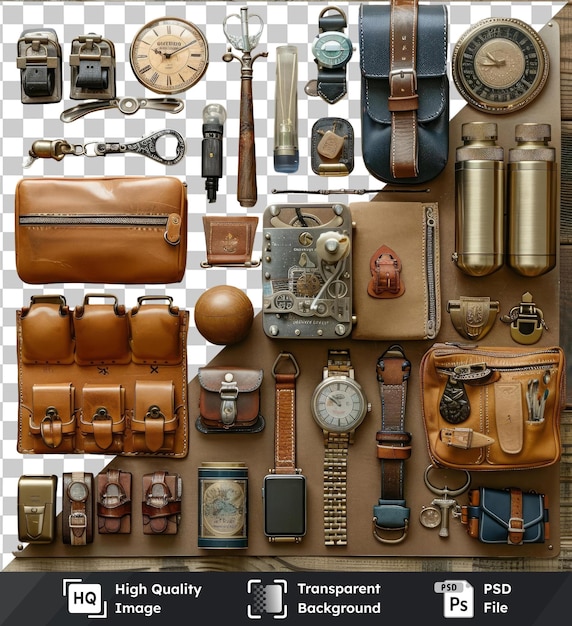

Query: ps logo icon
<box><xmin>434</xmin><ymin>580</ymin><xmax>474</xmax><ymax>618</ymax></box>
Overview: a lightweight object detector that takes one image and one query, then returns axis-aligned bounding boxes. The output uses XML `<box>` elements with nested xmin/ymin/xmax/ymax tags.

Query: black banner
<box><xmin>0</xmin><ymin>571</ymin><xmax>570</xmax><ymax>625</ymax></box>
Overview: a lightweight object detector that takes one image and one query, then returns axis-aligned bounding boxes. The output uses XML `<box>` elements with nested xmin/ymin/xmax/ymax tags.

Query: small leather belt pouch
<box><xmin>420</xmin><ymin>344</ymin><xmax>565</xmax><ymax>470</ymax></box>
<box><xmin>359</xmin><ymin>2</ymin><xmax>449</xmax><ymax>184</ymax></box>
<box><xmin>97</xmin><ymin>469</ymin><xmax>132</xmax><ymax>534</ymax></box>
<box><xmin>202</xmin><ymin>216</ymin><xmax>259</xmax><ymax>267</ymax></box>
<box><xmin>142</xmin><ymin>471</ymin><xmax>182</xmax><ymax>535</ymax></box>
<box><xmin>350</xmin><ymin>202</ymin><xmax>440</xmax><ymax>340</ymax></box>
<box><xmin>69</xmin><ymin>32</ymin><xmax>116</xmax><ymax>100</ymax></box>
<box><xmin>17</xmin><ymin>294</ymin><xmax>189</xmax><ymax>457</ymax></box>
<box><xmin>196</xmin><ymin>367</ymin><xmax>265</xmax><ymax>434</ymax></box>
<box><xmin>17</xmin><ymin>28</ymin><xmax>62</xmax><ymax>104</ymax></box>
<box><xmin>461</xmin><ymin>487</ymin><xmax>549</xmax><ymax>545</ymax></box>
<box><xmin>15</xmin><ymin>176</ymin><xmax>187</xmax><ymax>284</ymax></box>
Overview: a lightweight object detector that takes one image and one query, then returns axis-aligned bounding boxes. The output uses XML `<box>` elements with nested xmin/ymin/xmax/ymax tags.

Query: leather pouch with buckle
<box><xmin>461</xmin><ymin>487</ymin><xmax>548</xmax><ymax>545</ymax></box>
<box><xmin>202</xmin><ymin>216</ymin><xmax>259</xmax><ymax>267</ymax></box>
<box><xmin>80</xmin><ymin>384</ymin><xmax>126</xmax><ymax>453</ymax></box>
<box><xmin>420</xmin><ymin>343</ymin><xmax>565</xmax><ymax>470</ymax></box>
<box><xmin>196</xmin><ymin>367</ymin><xmax>265</xmax><ymax>434</ymax></box>
<box><xmin>97</xmin><ymin>469</ymin><xmax>132</xmax><ymax>534</ymax></box>
<box><xmin>17</xmin><ymin>294</ymin><xmax>189</xmax><ymax>457</ymax></box>
<box><xmin>359</xmin><ymin>2</ymin><xmax>449</xmax><ymax>184</ymax></box>
<box><xmin>351</xmin><ymin>201</ymin><xmax>440</xmax><ymax>340</ymax></box>
<box><xmin>142</xmin><ymin>471</ymin><xmax>182</xmax><ymax>535</ymax></box>
<box><xmin>15</xmin><ymin>176</ymin><xmax>187</xmax><ymax>284</ymax></box>
<box><xmin>62</xmin><ymin>472</ymin><xmax>94</xmax><ymax>545</ymax></box>
<box><xmin>69</xmin><ymin>33</ymin><xmax>116</xmax><ymax>100</ymax></box>
<box><xmin>17</xmin><ymin>28</ymin><xmax>62</xmax><ymax>104</ymax></box>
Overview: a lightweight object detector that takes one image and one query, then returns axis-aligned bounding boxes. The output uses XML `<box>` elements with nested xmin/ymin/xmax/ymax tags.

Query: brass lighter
<box><xmin>18</xmin><ymin>475</ymin><xmax>57</xmax><ymax>543</ymax></box>
<box><xmin>507</xmin><ymin>123</ymin><xmax>558</xmax><ymax>277</ymax></box>
<box><xmin>453</xmin><ymin>122</ymin><xmax>505</xmax><ymax>277</ymax></box>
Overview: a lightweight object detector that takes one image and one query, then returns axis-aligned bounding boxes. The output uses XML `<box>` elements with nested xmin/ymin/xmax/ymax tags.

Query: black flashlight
<box><xmin>202</xmin><ymin>103</ymin><xmax>227</xmax><ymax>203</ymax></box>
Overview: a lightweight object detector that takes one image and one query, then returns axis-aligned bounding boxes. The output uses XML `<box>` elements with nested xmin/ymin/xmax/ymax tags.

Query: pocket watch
<box><xmin>129</xmin><ymin>17</ymin><xmax>209</xmax><ymax>94</ymax></box>
<box><xmin>452</xmin><ymin>18</ymin><xmax>549</xmax><ymax>114</ymax></box>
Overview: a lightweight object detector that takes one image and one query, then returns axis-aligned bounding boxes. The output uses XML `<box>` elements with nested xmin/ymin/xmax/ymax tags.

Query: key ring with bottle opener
<box><xmin>24</xmin><ymin>129</ymin><xmax>186</xmax><ymax>168</ymax></box>
<box><xmin>420</xmin><ymin>465</ymin><xmax>471</xmax><ymax>538</ymax></box>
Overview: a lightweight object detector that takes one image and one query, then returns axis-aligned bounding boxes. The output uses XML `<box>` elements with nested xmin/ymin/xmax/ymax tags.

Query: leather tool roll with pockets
<box><xmin>15</xmin><ymin>176</ymin><xmax>187</xmax><ymax>284</ymax></box>
<box><xmin>16</xmin><ymin>294</ymin><xmax>189</xmax><ymax>457</ymax></box>
<box><xmin>420</xmin><ymin>344</ymin><xmax>566</xmax><ymax>470</ymax></box>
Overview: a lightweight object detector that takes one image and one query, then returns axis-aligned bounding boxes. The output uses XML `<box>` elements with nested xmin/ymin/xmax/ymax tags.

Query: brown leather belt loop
<box><xmin>272</xmin><ymin>352</ymin><xmax>300</xmax><ymax>474</ymax></box>
<box><xmin>389</xmin><ymin>0</ymin><xmax>419</xmax><ymax>179</ymax></box>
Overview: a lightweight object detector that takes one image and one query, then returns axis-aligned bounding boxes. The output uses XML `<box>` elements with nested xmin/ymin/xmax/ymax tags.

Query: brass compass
<box><xmin>129</xmin><ymin>17</ymin><xmax>208</xmax><ymax>94</ymax></box>
<box><xmin>452</xmin><ymin>18</ymin><xmax>549</xmax><ymax>114</ymax></box>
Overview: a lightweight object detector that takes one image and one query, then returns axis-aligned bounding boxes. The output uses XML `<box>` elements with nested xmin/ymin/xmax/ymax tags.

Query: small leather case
<box><xmin>17</xmin><ymin>28</ymin><xmax>62</xmax><ymax>104</ymax></box>
<box><xmin>18</xmin><ymin>475</ymin><xmax>58</xmax><ymax>543</ymax></box>
<box><xmin>30</xmin><ymin>383</ymin><xmax>76</xmax><ymax>453</ymax></box>
<box><xmin>79</xmin><ymin>384</ymin><xmax>126</xmax><ymax>453</ymax></box>
<box><xmin>196</xmin><ymin>367</ymin><xmax>265</xmax><ymax>433</ymax></box>
<box><xmin>142</xmin><ymin>471</ymin><xmax>182</xmax><ymax>535</ymax></box>
<box><xmin>62</xmin><ymin>472</ymin><xmax>94</xmax><ymax>545</ymax></box>
<box><xmin>311</xmin><ymin>118</ymin><xmax>354</xmax><ymax>176</ymax></box>
<box><xmin>97</xmin><ymin>469</ymin><xmax>132</xmax><ymax>534</ymax></box>
<box><xmin>461</xmin><ymin>487</ymin><xmax>549</xmax><ymax>545</ymax></box>
<box><xmin>202</xmin><ymin>216</ymin><xmax>259</xmax><ymax>267</ymax></box>
<box><xmin>132</xmin><ymin>380</ymin><xmax>177</xmax><ymax>453</ymax></box>
<box><xmin>69</xmin><ymin>32</ymin><xmax>116</xmax><ymax>100</ymax></box>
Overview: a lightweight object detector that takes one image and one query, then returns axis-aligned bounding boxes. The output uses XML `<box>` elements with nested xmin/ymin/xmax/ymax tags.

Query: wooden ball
<box><xmin>194</xmin><ymin>285</ymin><xmax>254</xmax><ymax>345</ymax></box>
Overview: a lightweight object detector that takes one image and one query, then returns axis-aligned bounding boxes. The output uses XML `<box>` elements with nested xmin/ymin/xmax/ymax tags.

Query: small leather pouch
<box><xmin>79</xmin><ymin>384</ymin><xmax>126</xmax><ymax>453</ymax></box>
<box><xmin>311</xmin><ymin>117</ymin><xmax>354</xmax><ymax>176</ymax></box>
<box><xmin>142</xmin><ymin>471</ymin><xmax>182</xmax><ymax>535</ymax></box>
<box><xmin>19</xmin><ymin>295</ymin><xmax>75</xmax><ymax>365</ymax></box>
<box><xmin>69</xmin><ymin>32</ymin><xmax>115</xmax><ymax>100</ymax></box>
<box><xmin>129</xmin><ymin>296</ymin><xmax>183</xmax><ymax>365</ymax></box>
<box><xmin>15</xmin><ymin>176</ymin><xmax>187</xmax><ymax>284</ymax></box>
<box><xmin>359</xmin><ymin>2</ymin><xmax>449</xmax><ymax>184</ymax></box>
<box><xmin>202</xmin><ymin>216</ymin><xmax>259</xmax><ymax>267</ymax></box>
<box><xmin>74</xmin><ymin>294</ymin><xmax>130</xmax><ymax>365</ymax></box>
<box><xmin>17</xmin><ymin>28</ymin><xmax>62</xmax><ymax>104</ymax></box>
<box><xmin>30</xmin><ymin>383</ymin><xmax>76</xmax><ymax>453</ymax></box>
<box><xmin>97</xmin><ymin>469</ymin><xmax>131</xmax><ymax>534</ymax></box>
<box><xmin>132</xmin><ymin>380</ymin><xmax>178</xmax><ymax>453</ymax></box>
<box><xmin>18</xmin><ymin>475</ymin><xmax>58</xmax><ymax>543</ymax></box>
<box><xmin>196</xmin><ymin>367</ymin><xmax>265</xmax><ymax>433</ymax></box>
<box><xmin>461</xmin><ymin>487</ymin><xmax>548</xmax><ymax>545</ymax></box>
<box><xmin>420</xmin><ymin>344</ymin><xmax>565</xmax><ymax>470</ymax></box>
<box><xmin>351</xmin><ymin>202</ymin><xmax>440</xmax><ymax>340</ymax></box>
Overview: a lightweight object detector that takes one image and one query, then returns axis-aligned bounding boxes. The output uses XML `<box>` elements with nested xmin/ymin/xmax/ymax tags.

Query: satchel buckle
<box><xmin>69</xmin><ymin>512</ymin><xmax>87</xmax><ymax>529</ymax></box>
<box><xmin>507</xmin><ymin>517</ymin><xmax>525</xmax><ymax>544</ymax></box>
<box><xmin>220</xmin><ymin>373</ymin><xmax>239</xmax><ymax>426</ymax></box>
<box><xmin>389</xmin><ymin>68</ymin><xmax>417</xmax><ymax>93</ymax></box>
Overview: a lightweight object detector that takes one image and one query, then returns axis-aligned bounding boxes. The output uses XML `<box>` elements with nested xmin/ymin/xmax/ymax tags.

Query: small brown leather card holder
<box><xmin>202</xmin><ymin>216</ymin><xmax>259</xmax><ymax>267</ymax></box>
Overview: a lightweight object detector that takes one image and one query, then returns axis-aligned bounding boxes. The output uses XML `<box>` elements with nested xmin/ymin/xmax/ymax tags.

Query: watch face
<box><xmin>312</xmin><ymin>32</ymin><xmax>353</xmax><ymax>69</ymax></box>
<box><xmin>129</xmin><ymin>17</ymin><xmax>209</xmax><ymax>94</ymax></box>
<box><xmin>311</xmin><ymin>376</ymin><xmax>367</xmax><ymax>432</ymax></box>
<box><xmin>452</xmin><ymin>18</ymin><xmax>549</xmax><ymax>113</ymax></box>
<box><xmin>68</xmin><ymin>480</ymin><xmax>89</xmax><ymax>502</ymax></box>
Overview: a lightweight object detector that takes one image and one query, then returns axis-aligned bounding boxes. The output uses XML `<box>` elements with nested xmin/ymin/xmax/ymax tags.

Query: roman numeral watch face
<box><xmin>129</xmin><ymin>17</ymin><xmax>209</xmax><ymax>94</ymax></box>
<box><xmin>452</xmin><ymin>17</ymin><xmax>549</xmax><ymax>114</ymax></box>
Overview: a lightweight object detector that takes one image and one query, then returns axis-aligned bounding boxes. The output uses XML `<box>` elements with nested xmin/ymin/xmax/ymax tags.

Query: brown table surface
<box><xmin>6</xmin><ymin>0</ymin><xmax>572</xmax><ymax>573</ymax></box>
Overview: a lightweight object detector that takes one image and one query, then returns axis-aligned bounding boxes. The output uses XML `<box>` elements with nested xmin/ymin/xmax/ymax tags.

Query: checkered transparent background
<box><xmin>0</xmin><ymin>1</ymin><xmax>563</xmax><ymax>568</ymax></box>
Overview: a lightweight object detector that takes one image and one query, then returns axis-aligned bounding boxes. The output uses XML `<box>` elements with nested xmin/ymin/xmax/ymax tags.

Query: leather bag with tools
<box><xmin>15</xmin><ymin>176</ymin><xmax>187</xmax><ymax>284</ymax></box>
<box><xmin>16</xmin><ymin>294</ymin><xmax>189</xmax><ymax>457</ymax></box>
<box><xmin>359</xmin><ymin>0</ymin><xmax>449</xmax><ymax>184</ymax></box>
<box><xmin>419</xmin><ymin>344</ymin><xmax>566</xmax><ymax>470</ymax></box>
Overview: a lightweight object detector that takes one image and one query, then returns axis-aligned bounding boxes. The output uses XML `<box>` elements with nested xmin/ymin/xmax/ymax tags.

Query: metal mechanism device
<box><xmin>262</xmin><ymin>203</ymin><xmax>353</xmax><ymax>339</ymax></box>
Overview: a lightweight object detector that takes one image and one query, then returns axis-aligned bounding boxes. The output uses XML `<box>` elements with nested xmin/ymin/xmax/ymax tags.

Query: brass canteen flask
<box><xmin>453</xmin><ymin>122</ymin><xmax>505</xmax><ymax>277</ymax></box>
<box><xmin>507</xmin><ymin>123</ymin><xmax>558</xmax><ymax>277</ymax></box>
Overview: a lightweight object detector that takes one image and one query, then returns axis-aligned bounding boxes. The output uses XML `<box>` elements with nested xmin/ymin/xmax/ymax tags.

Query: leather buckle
<box><xmin>389</xmin><ymin>68</ymin><xmax>417</xmax><ymax>94</ymax></box>
<box><xmin>69</xmin><ymin>512</ymin><xmax>87</xmax><ymax>529</ymax></box>
<box><xmin>368</xmin><ymin>245</ymin><xmax>405</xmax><ymax>298</ymax></box>
<box><xmin>219</xmin><ymin>374</ymin><xmax>239</xmax><ymax>425</ymax></box>
<box><xmin>40</xmin><ymin>407</ymin><xmax>63</xmax><ymax>449</ymax></box>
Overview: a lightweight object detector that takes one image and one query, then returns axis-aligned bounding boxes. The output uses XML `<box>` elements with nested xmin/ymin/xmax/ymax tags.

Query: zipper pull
<box><xmin>164</xmin><ymin>214</ymin><xmax>182</xmax><ymax>246</ymax></box>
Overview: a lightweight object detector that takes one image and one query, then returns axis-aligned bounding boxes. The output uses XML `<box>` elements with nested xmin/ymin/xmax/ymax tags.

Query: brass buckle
<box><xmin>371</xmin><ymin>517</ymin><xmax>409</xmax><ymax>544</ymax></box>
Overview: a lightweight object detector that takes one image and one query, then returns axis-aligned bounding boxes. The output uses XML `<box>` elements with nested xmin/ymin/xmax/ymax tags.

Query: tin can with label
<box><xmin>198</xmin><ymin>462</ymin><xmax>248</xmax><ymax>548</ymax></box>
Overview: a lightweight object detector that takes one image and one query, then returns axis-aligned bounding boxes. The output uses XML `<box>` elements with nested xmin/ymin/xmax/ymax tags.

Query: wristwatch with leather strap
<box><xmin>372</xmin><ymin>345</ymin><xmax>412</xmax><ymax>543</ymax></box>
<box><xmin>63</xmin><ymin>471</ymin><xmax>94</xmax><ymax>546</ymax></box>
<box><xmin>311</xmin><ymin>6</ymin><xmax>353</xmax><ymax>104</ymax></box>
<box><xmin>312</xmin><ymin>349</ymin><xmax>369</xmax><ymax>546</ymax></box>
<box><xmin>389</xmin><ymin>0</ymin><xmax>419</xmax><ymax>179</ymax></box>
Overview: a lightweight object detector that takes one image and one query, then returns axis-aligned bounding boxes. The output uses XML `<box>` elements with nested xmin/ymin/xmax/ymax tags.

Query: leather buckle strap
<box><xmin>372</xmin><ymin>500</ymin><xmax>410</xmax><ymax>544</ymax></box>
<box><xmin>389</xmin><ymin>0</ymin><xmax>419</xmax><ymax>179</ymax></box>
<box><xmin>508</xmin><ymin>488</ymin><xmax>525</xmax><ymax>545</ymax></box>
<box><xmin>272</xmin><ymin>352</ymin><xmax>300</xmax><ymax>475</ymax></box>
<box><xmin>368</xmin><ymin>245</ymin><xmax>405</xmax><ymax>299</ymax></box>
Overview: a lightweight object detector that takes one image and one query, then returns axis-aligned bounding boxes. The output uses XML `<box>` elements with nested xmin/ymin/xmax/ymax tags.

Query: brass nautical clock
<box><xmin>129</xmin><ymin>17</ymin><xmax>209</xmax><ymax>94</ymax></box>
<box><xmin>452</xmin><ymin>18</ymin><xmax>549</xmax><ymax>114</ymax></box>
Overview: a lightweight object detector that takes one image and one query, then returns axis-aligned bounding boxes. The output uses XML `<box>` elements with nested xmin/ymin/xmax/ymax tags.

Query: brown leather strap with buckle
<box><xmin>389</xmin><ymin>0</ymin><xmax>419</xmax><ymax>179</ymax></box>
<box><xmin>373</xmin><ymin>345</ymin><xmax>411</xmax><ymax>543</ymax></box>
<box><xmin>97</xmin><ymin>469</ymin><xmax>131</xmax><ymax>534</ymax></box>
<box><xmin>368</xmin><ymin>245</ymin><xmax>405</xmax><ymax>298</ymax></box>
<box><xmin>142</xmin><ymin>471</ymin><xmax>181</xmax><ymax>534</ymax></box>
<box><xmin>508</xmin><ymin>487</ymin><xmax>525</xmax><ymax>545</ymax></box>
<box><xmin>272</xmin><ymin>353</ymin><xmax>300</xmax><ymax>474</ymax></box>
